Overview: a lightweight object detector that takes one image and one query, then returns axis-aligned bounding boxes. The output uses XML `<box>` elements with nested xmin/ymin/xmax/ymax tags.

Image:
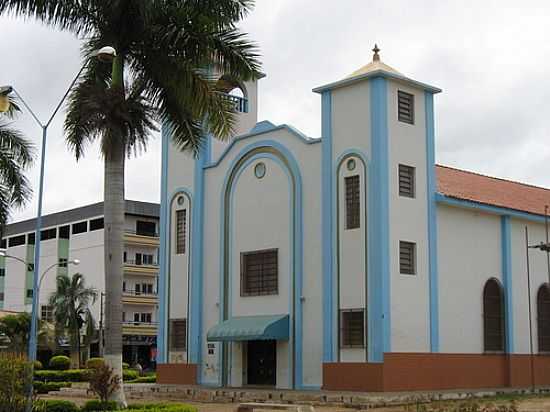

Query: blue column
<box><xmin>425</xmin><ymin>91</ymin><xmax>440</xmax><ymax>352</ymax></box>
<box><xmin>501</xmin><ymin>215</ymin><xmax>514</xmax><ymax>353</ymax></box>
<box><xmin>369</xmin><ymin>77</ymin><xmax>390</xmax><ymax>362</ymax></box>
<box><xmin>321</xmin><ymin>91</ymin><xmax>334</xmax><ymax>362</ymax></box>
<box><xmin>157</xmin><ymin>123</ymin><xmax>170</xmax><ymax>363</ymax></box>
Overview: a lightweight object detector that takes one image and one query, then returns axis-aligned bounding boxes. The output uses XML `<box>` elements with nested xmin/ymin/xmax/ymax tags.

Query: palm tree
<box><xmin>0</xmin><ymin>312</ymin><xmax>52</xmax><ymax>354</ymax></box>
<box><xmin>49</xmin><ymin>273</ymin><xmax>97</xmax><ymax>368</ymax></box>
<box><xmin>0</xmin><ymin>96</ymin><xmax>34</xmax><ymax>232</ymax></box>
<box><xmin>1</xmin><ymin>0</ymin><xmax>261</xmax><ymax>403</ymax></box>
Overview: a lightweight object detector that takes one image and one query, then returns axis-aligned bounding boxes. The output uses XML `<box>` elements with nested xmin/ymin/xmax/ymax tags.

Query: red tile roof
<box><xmin>436</xmin><ymin>165</ymin><xmax>550</xmax><ymax>216</ymax></box>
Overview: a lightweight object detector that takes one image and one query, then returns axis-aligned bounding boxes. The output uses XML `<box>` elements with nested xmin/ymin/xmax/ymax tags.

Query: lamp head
<box><xmin>70</xmin><ymin>259</ymin><xmax>81</xmax><ymax>266</ymax></box>
<box><xmin>0</xmin><ymin>249</ymin><xmax>6</xmax><ymax>257</ymax></box>
<box><xmin>0</xmin><ymin>86</ymin><xmax>13</xmax><ymax>113</ymax></box>
<box><xmin>95</xmin><ymin>46</ymin><xmax>117</xmax><ymax>63</ymax></box>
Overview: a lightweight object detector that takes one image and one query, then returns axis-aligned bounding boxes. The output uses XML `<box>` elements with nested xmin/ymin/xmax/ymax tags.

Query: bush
<box><xmin>0</xmin><ymin>354</ymin><xmax>33</xmax><ymax>412</ymax></box>
<box><xmin>88</xmin><ymin>364</ymin><xmax>120</xmax><ymax>403</ymax></box>
<box><xmin>122</xmin><ymin>362</ymin><xmax>130</xmax><ymax>369</ymax></box>
<box><xmin>33</xmin><ymin>381</ymin><xmax>71</xmax><ymax>394</ymax></box>
<box><xmin>48</xmin><ymin>356</ymin><xmax>71</xmax><ymax>371</ymax></box>
<box><xmin>34</xmin><ymin>360</ymin><xmax>43</xmax><ymax>370</ymax></box>
<box><xmin>33</xmin><ymin>400</ymin><xmax>79</xmax><ymax>412</ymax></box>
<box><xmin>86</xmin><ymin>358</ymin><xmax>105</xmax><ymax>369</ymax></box>
<box><xmin>34</xmin><ymin>369</ymin><xmax>89</xmax><ymax>382</ymax></box>
<box><xmin>81</xmin><ymin>400</ymin><xmax>119</xmax><ymax>411</ymax></box>
<box><xmin>126</xmin><ymin>374</ymin><xmax>156</xmax><ymax>384</ymax></box>
<box><xmin>122</xmin><ymin>369</ymin><xmax>139</xmax><ymax>381</ymax></box>
<box><xmin>127</xmin><ymin>404</ymin><xmax>197</xmax><ymax>412</ymax></box>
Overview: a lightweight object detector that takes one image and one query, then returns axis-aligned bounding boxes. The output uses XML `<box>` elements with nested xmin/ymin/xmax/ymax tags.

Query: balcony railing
<box><xmin>123</xmin><ymin>289</ymin><xmax>158</xmax><ymax>297</ymax></box>
<box><xmin>124</xmin><ymin>259</ymin><xmax>159</xmax><ymax>268</ymax></box>
<box><xmin>222</xmin><ymin>93</ymin><xmax>248</xmax><ymax>113</ymax></box>
<box><xmin>123</xmin><ymin>321</ymin><xmax>158</xmax><ymax>327</ymax></box>
<box><xmin>124</xmin><ymin>229</ymin><xmax>159</xmax><ymax>238</ymax></box>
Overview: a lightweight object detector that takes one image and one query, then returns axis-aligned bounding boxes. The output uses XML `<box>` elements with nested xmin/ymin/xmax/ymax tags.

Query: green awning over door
<box><xmin>206</xmin><ymin>314</ymin><xmax>289</xmax><ymax>342</ymax></box>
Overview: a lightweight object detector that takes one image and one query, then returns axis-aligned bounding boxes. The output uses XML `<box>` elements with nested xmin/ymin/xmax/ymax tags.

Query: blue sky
<box><xmin>2</xmin><ymin>0</ymin><xmax>550</xmax><ymax>222</ymax></box>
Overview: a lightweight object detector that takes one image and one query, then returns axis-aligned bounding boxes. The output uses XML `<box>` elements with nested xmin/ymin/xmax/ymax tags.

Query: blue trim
<box><xmin>219</xmin><ymin>140</ymin><xmax>304</xmax><ymax>389</ymax></box>
<box><xmin>206</xmin><ymin>123</ymin><xmax>319</xmax><ymax>169</ymax></box>
<box><xmin>501</xmin><ymin>215</ymin><xmax>514</xmax><ymax>353</ymax></box>
<box><xmin>189</xmin><ymin>139</ymin><xmax>207</xmax><ymax>381</ymax></box>
<box><xmin>369</xmin><ymin>77</ymin><xmax>390</xmax><ymax>361</ymax></box>
<box><xmin>321</xmin><ymin>91</ymin><xmax>334</xmax><ymax>362</ymax></box>
<box><xmin>425</xmin><ymin>92</ymin><xmax>439</xmax><ymax>352</ymax></box>
<box><xmin>157</xmin><ymin>123</ymin><xmax>170</xmax><ymax>363</ymax></box>
<box><xmin>250</xmin><ymin>120</ymin><xmax>276</xmax><ymax>134</ymax></box>
<box><xmin>435</xmin><ymin>193</ymin><xmax>548</xmax><ymax>223</ymax></box>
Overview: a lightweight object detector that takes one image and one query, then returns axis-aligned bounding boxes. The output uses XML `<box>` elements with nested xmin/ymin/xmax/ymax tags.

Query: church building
<box><xmin>156</xmin><ymin>46</ymin><xmax>550</xmax><ymax>391</ymax></box>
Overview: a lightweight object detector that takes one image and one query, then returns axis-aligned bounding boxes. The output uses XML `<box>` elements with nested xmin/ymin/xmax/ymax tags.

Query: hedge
<box><xmin>48</xmin><ymin>356</ymin><xmax>71</xmax><ymax>371</ymax></box>
<box><xmin>34</xmin><ymin>360</ymin><xmax>44</xmax><ymax>370</ymax></box>
<box><xmin>35</xmin><ymin>368</ymin><xmax>138</xmax><ymax>382</ymax></box>
<box><xmin>33</xmin><ymin>381</ymin><xmax>71</xmax><ymax>394</ymax></box>
<box><xmin>86</xmin><ymin>358</ymin><xmax>105</xmax><ymax>369</ymax></box>
<box><xmin>33</xmin><ymin>400</ymin><xmax>79</xmax><ymax>412</ymax></box>
<box><xmin>126</xmin><ymin>375</ymin><xmax>156</xmax><ymax>384</ymax></box>
<box><xmin>81</xmin><ymin>400</ymin><xmax>119</xmax><ymax>411</ymax></box>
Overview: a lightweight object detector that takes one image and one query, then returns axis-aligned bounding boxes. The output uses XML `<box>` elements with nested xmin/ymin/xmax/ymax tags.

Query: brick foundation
<box><xmin>323</xmin><ymin>353</ymin><xmax>550</xmax><ymax>392</ymax></box>
<box><xmin>157</xmin><ymin>363</ymin><xmax>198</xmax><ymax>385</ymax></box>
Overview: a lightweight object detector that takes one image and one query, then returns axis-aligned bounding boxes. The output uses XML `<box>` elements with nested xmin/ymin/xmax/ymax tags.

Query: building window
<box><xmin>40</xmin><ymin>228</ymin><xmax>57</xmax><ymax>241</ymax></box>
<box><xmin>27</xmin><ymin>233</ymin><xmax>35</xmax><ymax>245</ymax></box>
<box><xmin>170</xmin><ymin>319</ymin><xmax>187</xmax><ymax>351</ymax></box>
<box><xmin>136</xmin><ymin>220</ymin><xmax>156</xmax><ymax>237</ymax></box>
<box><xmin>0</xmin><ymin>292</ymin><xmax>4</xmax><ymax>301</ymax></box>
<box><xmin>122</xmin><ymin>312</ymin><xmax>126</xmax><ymax>322</ymax></box>
<box><xmin>340</xmin><ymin>309</ymin><xmax>365</xmax><ymax>348</ymax></box>
<box><xmin>0</xmin><ymin>239</ymin><xmax>6</xmax><ymax>249</ymax></box>
<box><xmin>41</xmin><ymin>305</ymin><xmax>54</xmax><ymax>322</ymax></box>
<box><xmin>58</xmin><ymin>258</ymin><xmax>68</xmax><ymax>268</ymax></box>
<box><xmin>134</xmin><ymin>313</ymin><xmax>139</xmax><ymax>323</ymax></box>
<box><xmin>0</xmin><ymin>268</ymin><xmax>4</xmax><ymax>277</ymax></box>
<box><xmin>483</xmin><ymin>278</ymin><xmax>505</xmax><ymax>352</ymax></box>
<box><xmin>26</xmin><ymin>289</ymin><xmax>33</xmax><ymax>298</ymax></box>
<box><xmin>8</xmin><ymin>235</ymin><xmax>25</xmax><ymax>247</ymax></box>
<box><xmin>176</xmin><ymin>209</ymin><xmax>187</xmax><ymax>255</ymax></box>
<box><xmin>140</xmin><ymin>313</ymin><xmax>152</xmax><ymax>323</ymax></box>
<box><xmin>538</xmin><ymin>284</ymin><xmax>550</xmax><ymax>352</ymax></box>
<box><xmin>241</xmin><ymin>249</ymin><xmax>278</xmax><ymax>297</ymax></box>
<box><xmin>142</xmin><ymin>254</ymin><xmax>154</xmax><ymax>265</ymax></box>
<box><xmin>398</xmin><ymin>90</ymin><xmax>414</xmax><ymax>124</ymax></box>
<box><xmin>399</xmin><ymin>164</ymin><xmax>415</xmax><ymax>198</ymax></box>
<box><xmin>123</xmin><ymin>281</ymin><xmax>126</xmax><ymax>292</ymax></box>
<box><xmin>399</xmin><ymin>241</ymin><xmax>416</xmax><ymax>275</ymax></box>
<box><xmin>89</xmin><ymin>218</ymin><xmax>104</xmax><ymax>231</ymax></box>
<box><xmin>59</xmin><ymin>225</ymin><xmax>70</xmax><ymax>239</ymax></box>
<box><xmin>345</xmin><ymin>175</ymin><xmax>360</xmax><ymax>230</ymax></box>
<box><xmin>72</xmin><ymin>221</ymin><xmax>87</xmax><ymax>235</ymax></box>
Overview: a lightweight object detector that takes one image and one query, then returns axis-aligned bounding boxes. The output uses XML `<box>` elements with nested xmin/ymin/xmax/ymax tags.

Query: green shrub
<box><xmin>81</xmin><ymin>400</ymin><xmax>119</xmax><ymax>411</ymax></box>
<box><xmin>34</xmin><ymin>360</ymin><xmax>43</xmax><ymax>370</ymax></box>
<box><xmin>122</xmin><ymin>362</ymin><xmax>130</xmax><ymax>369</ymax></box>
<box><xmin>86</xmin><ymin>358</ymin><xmax>105</xmax><ymax>369</ymax></box>
<box><xmin>33</xmin><ymin>400</ymin><xmax>79</xmax><ymax>412</ymax></box>
<box><xmin>34</xmin><ymin>369</ymin><xmax>89</xmax><ymax>382</ymax></box>
<box><xmin>0</xmin><ymin>354</ymin><xmax>33</xmax><ymax>412</ymax></box>
<box><xmin>127</xmin><ymin>404</ymin><xmax>197</xmax><ymax>412</ymax></box>
<box><xmin>33</xmin><ymin>381</ymin><xmax>71</xmax><ymax>394</ymax></box>
<box><xmin>88</xmin><ymin>364</ymin><xmax>120</xmax><ymax>403</ymax></box>
<box><xmin>126</xmin><ymin>374</ymin><xmax>156</xmax><ymax>383</ymax></box>
<box><xmin>122</xmin><ymin>369</ymin><xmax>139</xmax><ymax>381</ymax></box>
<box><xmin>48</xmin><ymin>356</ymin><xmax>71</xmax><ymax>371</ymax></box>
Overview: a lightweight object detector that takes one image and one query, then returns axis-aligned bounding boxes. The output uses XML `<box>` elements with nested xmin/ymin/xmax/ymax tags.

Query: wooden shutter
<box><xmin>241</xmin><ymin>249</ymin><xmax>278</xmax><ymax>296</ymax></box>
<box><xmin>176</xmin><ymin>209</ymin><xmax>186</xmax><ymax>254</ymax></box>
<box><xmin>399</xmin><ymin>241</ymin><xmax>416</xmax><ymax>275</ymax></box>
<box><xmin>538</xmin><ymin>285</ymin><xmax>550</xmax><ymax>352</ymax></box>
<box><xmin>483</xmin><ymin>279</ymin><xmax>505</xmax><ymax>352</ymax></box>
<box><xmin>345</xmin><ymin>175</ymin><xmax>360</xmax><ymax>229</ymax></box>
<box><xmin>398</xmin><ymin>90</ymin><xmax>414</xmax><ymax>124</ymax></box>
<box><xmin>399</xmin><ymin>164</ymin><xmax>415</xmax><ymax>198</ymax></box>
<box><xmin>170</xmin><ymin>319</ymin><xmax>187</xmax><ymax>351</ymax></box>
<box><xmin>340</xmin><ymin>309</ymin><xmax>365</xmax><ymax>348</ymax></box>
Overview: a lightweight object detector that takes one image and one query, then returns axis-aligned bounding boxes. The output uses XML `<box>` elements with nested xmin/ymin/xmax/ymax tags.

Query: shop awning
<box><xmin>207</xmin><ymin>314</ymin><xmax>289</xmax><ymax>342</ymax></box>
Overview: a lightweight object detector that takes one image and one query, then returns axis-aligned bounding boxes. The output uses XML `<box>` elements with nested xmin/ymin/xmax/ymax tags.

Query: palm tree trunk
<box><xmin>103</xmin><ymin>53</ymin><xmax>127</xmax><ymax>407</ymax></box>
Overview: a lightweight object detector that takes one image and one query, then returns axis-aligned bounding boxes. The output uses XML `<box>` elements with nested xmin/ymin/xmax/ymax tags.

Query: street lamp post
<box><xmin>0</xmin><ymin>46</ymin><xmax>115</xmax><ymax>410</ymax></box>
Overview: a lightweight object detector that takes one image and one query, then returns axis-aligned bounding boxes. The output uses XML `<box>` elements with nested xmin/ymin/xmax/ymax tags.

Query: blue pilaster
<box><xmin>501</xmin><ymin>215</ymin><xmax>514</xmax><ymax>353</ymax></box>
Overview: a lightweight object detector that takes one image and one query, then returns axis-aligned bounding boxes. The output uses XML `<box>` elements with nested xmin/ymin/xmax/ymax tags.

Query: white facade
<box><xmin>160</xmin><ymin>49</ymin><xmax>550</xmax><ymax>391</ymax></box>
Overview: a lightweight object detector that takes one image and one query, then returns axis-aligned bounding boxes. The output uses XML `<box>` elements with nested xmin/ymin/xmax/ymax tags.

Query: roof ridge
<box><xmin>436</xmin><ymin>164</ymin><xmax>550</xmax><ymax>192</ymax></box>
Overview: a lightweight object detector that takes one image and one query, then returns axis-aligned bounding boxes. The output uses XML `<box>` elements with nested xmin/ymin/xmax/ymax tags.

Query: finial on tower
<box><xmin>372</xmin><ymin>44</ymin><xmax>381</xmax><ymax>62</ymax></box>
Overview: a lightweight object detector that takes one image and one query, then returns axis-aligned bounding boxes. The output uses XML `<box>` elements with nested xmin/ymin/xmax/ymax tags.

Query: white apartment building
<box><xmin>1</xmin><ymin>200</ymin><xmax>160</xmax><ymax>367</ymax></box>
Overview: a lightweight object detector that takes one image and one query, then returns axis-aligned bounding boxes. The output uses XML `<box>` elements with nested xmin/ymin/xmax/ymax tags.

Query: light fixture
<box><xmin>94</xmin><ymin>46</ymin><xmax>117</xmax><ymax>63</ymax></box>
<box><xmin>0</xmin><ymin>249</ymin><xmax>6</xmax><ymax>257</ymax></box>
<box><xmin>70</xmin><ymin>259</ymin><xmax>81</xmax><ymax>265</ymax></box>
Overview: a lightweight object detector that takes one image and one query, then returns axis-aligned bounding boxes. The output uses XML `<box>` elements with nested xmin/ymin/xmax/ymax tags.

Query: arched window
<box><xmin>483</xmin><ymin>278</ymin><xmax>505</xmax><ymax>352</ymax></box>
<box><xmin>537</xmin><ymin>284</ymin><xmax>550</xmax><ymax>352</ymax></box>
<box><xmin>216</xmin><ymin>75</ymin><xmax>248</xmax><ymax>113</ymax></box>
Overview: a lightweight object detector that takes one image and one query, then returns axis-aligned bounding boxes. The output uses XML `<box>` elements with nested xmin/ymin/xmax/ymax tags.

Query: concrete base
<box><xmin>157</xmin><ymin>363</ymin><xmax>198</xmax><ymax>385</ymax></box>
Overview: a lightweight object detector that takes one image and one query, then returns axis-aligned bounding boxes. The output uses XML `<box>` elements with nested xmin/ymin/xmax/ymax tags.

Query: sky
<box><xmin>2</xmin><ymin>0</ymin><xmax>550</xmax><ymax>222</ymax></box>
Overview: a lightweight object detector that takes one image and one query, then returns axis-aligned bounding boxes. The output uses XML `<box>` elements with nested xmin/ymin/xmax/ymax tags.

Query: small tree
<box><xmin>88</xmin><ymin>363</ymin><xmax>120</xmax><ymax>406</ymax></box>
<box><xmin>0</xmin><ymin>354</ymin><xmax>32</xmax><ymax>412</ymax></box>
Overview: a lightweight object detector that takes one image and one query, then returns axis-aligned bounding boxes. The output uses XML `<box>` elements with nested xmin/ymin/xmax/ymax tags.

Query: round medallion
<box><xmin>347</xmin><ymin>158</ymin><xmax>356</xmax><ymax>171</ymax></box>
<box><xmin>254</xmin><ymin>162</ymin><xmax>266</xmax><ymax>179</ymax></box>
<box><xmin>177</xmin><ymin>196</ymin><xmax>185</xmax><ymax>206</ymax></box>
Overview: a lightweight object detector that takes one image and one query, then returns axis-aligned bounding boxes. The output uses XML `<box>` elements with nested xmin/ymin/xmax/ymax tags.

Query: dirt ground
<box><xmin>41</xmin><ymin>394</ymin><xmax>550</xmax><ymax>412</ymax></box>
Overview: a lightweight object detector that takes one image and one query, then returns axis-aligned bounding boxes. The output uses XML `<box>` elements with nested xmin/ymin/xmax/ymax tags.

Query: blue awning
<box><xmin>207</xmin><ymin>314</ymin><xmax>289</xmax><ymax>342</ymax></box>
